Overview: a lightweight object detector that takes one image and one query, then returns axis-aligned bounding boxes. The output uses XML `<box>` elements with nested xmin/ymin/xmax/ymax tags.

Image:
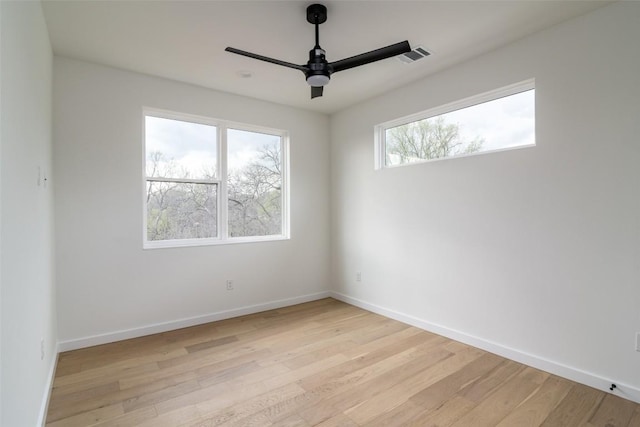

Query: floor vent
<box><xmin>398</xmin><ymin>46</ymin><xmax>431</xmax><ymax>63</ymax></box>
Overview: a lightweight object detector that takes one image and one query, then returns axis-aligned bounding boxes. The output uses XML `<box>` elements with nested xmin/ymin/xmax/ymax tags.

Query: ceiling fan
<box><xmin>225</xmin><ymin>4</ymin><xmax>411</xmax><ymax>99</ymax></box>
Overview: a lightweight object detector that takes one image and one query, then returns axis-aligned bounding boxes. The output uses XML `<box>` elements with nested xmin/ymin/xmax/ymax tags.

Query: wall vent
<box><xmin>397</xmin><ymin>46</ymin><xmax>431</xmax><ymax>64</ymax></box>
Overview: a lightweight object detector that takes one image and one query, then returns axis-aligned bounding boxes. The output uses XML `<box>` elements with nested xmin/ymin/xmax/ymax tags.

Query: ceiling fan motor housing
<box><xmin>306</xmin><ymin>48</ymin><xmax>332</xmax><ymax>86</ymax></box>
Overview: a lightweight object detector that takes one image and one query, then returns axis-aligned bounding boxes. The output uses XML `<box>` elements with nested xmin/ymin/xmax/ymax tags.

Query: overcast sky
<box><xmin>145</xmin><ymin>116</ymin><xmax>279</xmax><ymax>179</ymax></box>
<box><xmin>434</xmin><ymin>89</ymin><xmax>535</xmax><ymax>151</ymax></box>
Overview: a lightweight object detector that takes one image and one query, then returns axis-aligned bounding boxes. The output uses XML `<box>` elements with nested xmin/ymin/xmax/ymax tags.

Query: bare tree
<box><xmin>228</xmin><ymin>144</ymin><xmax>282</xmax><ymax>237</ymax></box>
<box><xmin>386</xmin><ymin>116</ymin><xmax>483</xmax><ymax>165</ymax></box>
<box><xmin>146</xmin><ymin>152</ymin><xmax>217</xmax><ymax>240</ymax></box>
<box><xmin>147</xmin><ymin>145</ymin><xmax>282</xmax><ymax>241</ymax></box>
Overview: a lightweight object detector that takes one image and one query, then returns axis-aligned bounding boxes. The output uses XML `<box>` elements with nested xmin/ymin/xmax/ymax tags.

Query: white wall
<box><xmin>54</xmin><ymin>58</ymin><xmax>331</xmax><ymax>347</ymax></box>
<box><xmin>0</xmin><ymin>1</ymin><xmax>57</xmax><ymax>425</ymax></box>
<box><xmin>331</xmin><ymin>2</ymin><xmax>640</xmax><ymax>401</ymax></box>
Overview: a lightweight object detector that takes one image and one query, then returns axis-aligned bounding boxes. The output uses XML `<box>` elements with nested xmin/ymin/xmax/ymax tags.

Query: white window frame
<box><xmin>142</xmin><ymin>108</ymin><xmax>290</xmax><ymax>249</ymax></box>
<box><xmin>374</xmin><ymin>79</ymin><xmax>536</xmax><ymax>169</ymax></box>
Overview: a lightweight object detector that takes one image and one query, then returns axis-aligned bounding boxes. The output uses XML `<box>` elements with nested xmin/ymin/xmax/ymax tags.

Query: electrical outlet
<box><xmin>226</xmin><ymin>280</ymin><xmax>234</xmax><ymax>290</ymax></box>
<box><xmin>40</xmin><ymin>338</ymin><xmax>45</xmax><ymax>360</ymax></box>
<box><xmin>356</xmin><ymin>272</ymin><xmax>362</xmax><ymax>282</ymax></box>
<box><xmin>636</xmin><ymin>332</ymin><xmax>640</xmax><ymax>352</ymax></box>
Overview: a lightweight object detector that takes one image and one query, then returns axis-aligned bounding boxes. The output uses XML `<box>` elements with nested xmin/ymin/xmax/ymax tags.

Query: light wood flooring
<box><xmin>46</xmin><ymin>298</ymin><xmax>640</xmax><ymax>426</ymax></box>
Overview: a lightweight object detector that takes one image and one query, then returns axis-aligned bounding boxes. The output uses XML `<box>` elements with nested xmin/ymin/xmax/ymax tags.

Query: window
<box><xmin>375</xmin><ymin>80</ymin><xmax>535</xmax><ymax>169</ymax></box>
<box><xmin>144</xmin><ymin>110</ymin><xmax>288</xmax><ymax>248</ymax></box>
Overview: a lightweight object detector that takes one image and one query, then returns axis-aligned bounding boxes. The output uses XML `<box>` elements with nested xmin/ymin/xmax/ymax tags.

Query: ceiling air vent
<box><xmin>397</xmin><ymin>46</ymin><xmax>431</xmax><ymax>64</ymax></box>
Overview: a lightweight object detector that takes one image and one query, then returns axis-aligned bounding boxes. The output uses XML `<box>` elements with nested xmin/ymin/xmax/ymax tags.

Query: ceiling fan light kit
<box><xmin>225</xmin><ymin>3</ymin><xmax>412</xmax><ymax>99</ymax></box>
<box><xmin>307</xmin><ymin>74</ymin><xmax>330</xmax><ymax>87</ymax></box>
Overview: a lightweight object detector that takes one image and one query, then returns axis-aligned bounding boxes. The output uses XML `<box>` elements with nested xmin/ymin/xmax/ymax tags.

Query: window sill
<box><xmin>143</xmin><ymin>235</ymin><xmax>290</xmax><ymax>250</ymax></box>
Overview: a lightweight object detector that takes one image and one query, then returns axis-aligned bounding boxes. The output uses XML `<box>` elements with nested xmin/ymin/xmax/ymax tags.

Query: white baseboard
<box><xmin>37</xmin><ymin>347</ymin><xmax>59</xmax><ymax>426</ymax></box>
<box><xmin>58</xmin><ymin>291</ymin><xmax>331</xmax><ymax>352</ymax></box>
<box><xmin>330</xmin><ymin>291</ymin><xmax>640</xmax><ymax>405</ymax></box>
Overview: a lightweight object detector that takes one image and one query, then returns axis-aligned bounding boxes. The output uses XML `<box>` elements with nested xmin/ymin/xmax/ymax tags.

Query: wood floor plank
<box><xmin>348</xmin><ymin>318</ymin><xmax>411</xmax><ymax>345</ymax></box>
<box><xmin>49</xmin><ymin>381</ymin><xmax>119</xmax><ymax>406</ymax></box>
<box><xmin>52</xmin><ymin>358</ymin><xmax>161</xmax><ymax>389</ymax></box>
<box><xmin>271</xmin><ymin>413</ymin><xmax>311</xmax><ymax>427</ymax></box>
<box><xmin>237</xmin><ymin>341</ymin><xmax>444</xmax><ymax>426</ymax></box>
<box><xmin>340</xmin><ymin>325</ymin><xmax>426</xmax><ymax>359</ymax></box>
<box><xmin>412</xmin><ymin>396</ymin><xmax>478</xmax><ymax>427</ymax></box>
<box><xmin>45</xmin><ymin>298</ymin><xmax>640</xmax><ymax>426</ymax></box>
<box><xmin>457</xmin><ymin>359</ymin><xmax>525</xmax><ymax>403</ymax></box>
<box><xmin>495</xmin><ymin>375</ymin><xmax>573</xmax><ymax>427</ymax></box>
<box><xmin>46</xmin><ymin>403</ymin><xmax>124</xmax><ymax>427</ymax></box>
<box><xmin>47</xmin><ymin>370</ymin><xmax>198</xmax><ymax>422</ymax></box>
<box><xmin>262</xmin><ymin>353</ymin><xmax>351</xmax><ymax>390</ymax></box>
<box><xmin>270</xmin><ymin>346</ymin><xmax>449</xmax><ymax>425</ymax></box>
<box><xmin>298</xmin><ymin>330</ymin><xmax>443</xmax><ymax>391</ymax></box>
<box><xmin>135</xmin><ymin>403</ymin><xmax>202</xmax><ymax>427</ymax></box>
<box><xmin>92</xmin><ymin>406</ymin><xmax>158</xmax><ymax>427</ymax></box>
<box><xmin>118</xmin><ymin>356</ymin><xmax>228</xmax><ymax>390</ymax></box>
<box><xmin>362</xmin><ymin>400</ymin><xmax>430</xmax><ymax>427</ymax></box>
<box><xmin>587</xmin><ymin>393</ymin><xmax>638</xmax><ymax>426</ymax></box>
<box><xmin>197</xmin><ymin>383</ymin><xmax>307</xmax><ymax>426</ymax></box>
<box><xmin>409</xmin><ymin>352</ymin><xmax>505</xmax><ymax>408</ymax></box>
<box><xmin>315</xmin><ymin>413</ymin><xmax>359</xmax><ymax>427</ymax></box>
<box><xmin>449</xmin><ymin>367</ymin><xmax>548</xmax><ymax>426</ymax></box>
<box><xmin>122</xmin><ymin>379</ymin><xmax>201</xmax><ymax>413</ymax></box>
<box><xmin>540</xmin><ymin>383</ymin><xmax>604</xmax><ymax>426</ymax></box>
<box><xmin>184</xmin><ymin>335</ymin><xmax>239</xmax><ymax>353</ymax></box>
<box><xmin>281</xmin><ymin>338</ymin><xmax>358</xmax><ymax>370</ymax></box>
<box><xmin>57</xmin><ymin>336</ymin><xmax>188</xmax><ymax>374</ymax></box>
<box><xmin>345</xmin><ymin>345</ymin><xmax>484</xmax><ymax>425</ymax></box>
<box><xmin>298</xmin><ymin>345</ymin><xmax>456</xmax><ymax>425</ymax></box>
<box><xmin>258</xmin><ymin>342</ymin><xmax>451</xmax><ymax>425</ymax></box>
<box><xmin>153</xmin><ymin>376</ymin><xmax>252</xmax><ymax>415</ymax></box>
<box><xmin>627</xmin><ymin>406</ymin><xmax>640</xmax><ymax>427</ymax></box>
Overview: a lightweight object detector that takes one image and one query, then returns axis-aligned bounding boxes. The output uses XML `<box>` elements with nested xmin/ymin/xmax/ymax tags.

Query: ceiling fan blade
<box><xmin>311</xmin><ymin>86</ymin><xmax>324</xmax><ymax>99</ymax></box>
<box><xmin>330</xmin><ymin>41</ymin><xmax>411</xmax><ymax>73</ymax></box>
<box><xmin>225</xmin><ymin>47</ymin><xmax>307</xmax><ymax>72</ymax></box>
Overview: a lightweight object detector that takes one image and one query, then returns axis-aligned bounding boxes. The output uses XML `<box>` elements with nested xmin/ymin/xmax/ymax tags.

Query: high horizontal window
<box><xmin>375</xmin><ymin>80</ymin><xmax>535</xmax><ymax>169</ymax></box>
<box><xmin>143</xmin><ymin>109</ymin><xmax>289</xmax><ymax>248</ymax></box>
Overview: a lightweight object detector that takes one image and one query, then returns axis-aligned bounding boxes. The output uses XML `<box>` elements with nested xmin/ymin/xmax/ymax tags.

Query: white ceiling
<box><xmin>41</xmin><ymin>0</ymin><xmax>611</xmax><ymax>114</ymax></box>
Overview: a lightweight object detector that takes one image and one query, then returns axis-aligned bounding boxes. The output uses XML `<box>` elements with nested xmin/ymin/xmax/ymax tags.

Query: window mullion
<box><xmin>280</xmin><ymin>135</ymin><xmax>289</xmax><ymax>239</ymax></box>
<box><xmin>219</xmin><ymin>124</ymin><xmax>228</xmax><ymax>240</ymax></box>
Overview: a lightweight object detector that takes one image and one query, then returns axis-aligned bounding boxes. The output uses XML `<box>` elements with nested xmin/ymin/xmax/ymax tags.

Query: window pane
<box><xmin>146</xmin><ymin>181</ymin><xmax>217</xmax><ymax>240</ymax></box>
<box><xmin>145</xmin><ymin>116</ymin><xmax>217</xmax><ymax>179</ymax></box>
<box><xmin>227</xmin><ymin>129</ymin><xmax>282</xmax><ymax>238</ymax></box>
<box><xmin>385</xmin><ymin>89</ymin><xmax>535</xmax><ymax>166</ymax></box>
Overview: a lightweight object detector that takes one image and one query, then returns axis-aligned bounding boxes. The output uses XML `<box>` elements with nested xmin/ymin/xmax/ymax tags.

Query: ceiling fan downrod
<box><xmin>307</xmin><ymin>3</ymin><xmax>327</xmax><ymax>48</ymax></box>
<box><xmin>305</xmin><ymin>4</ymin><xmax>331</xmax><ymax>89</ymax></box>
